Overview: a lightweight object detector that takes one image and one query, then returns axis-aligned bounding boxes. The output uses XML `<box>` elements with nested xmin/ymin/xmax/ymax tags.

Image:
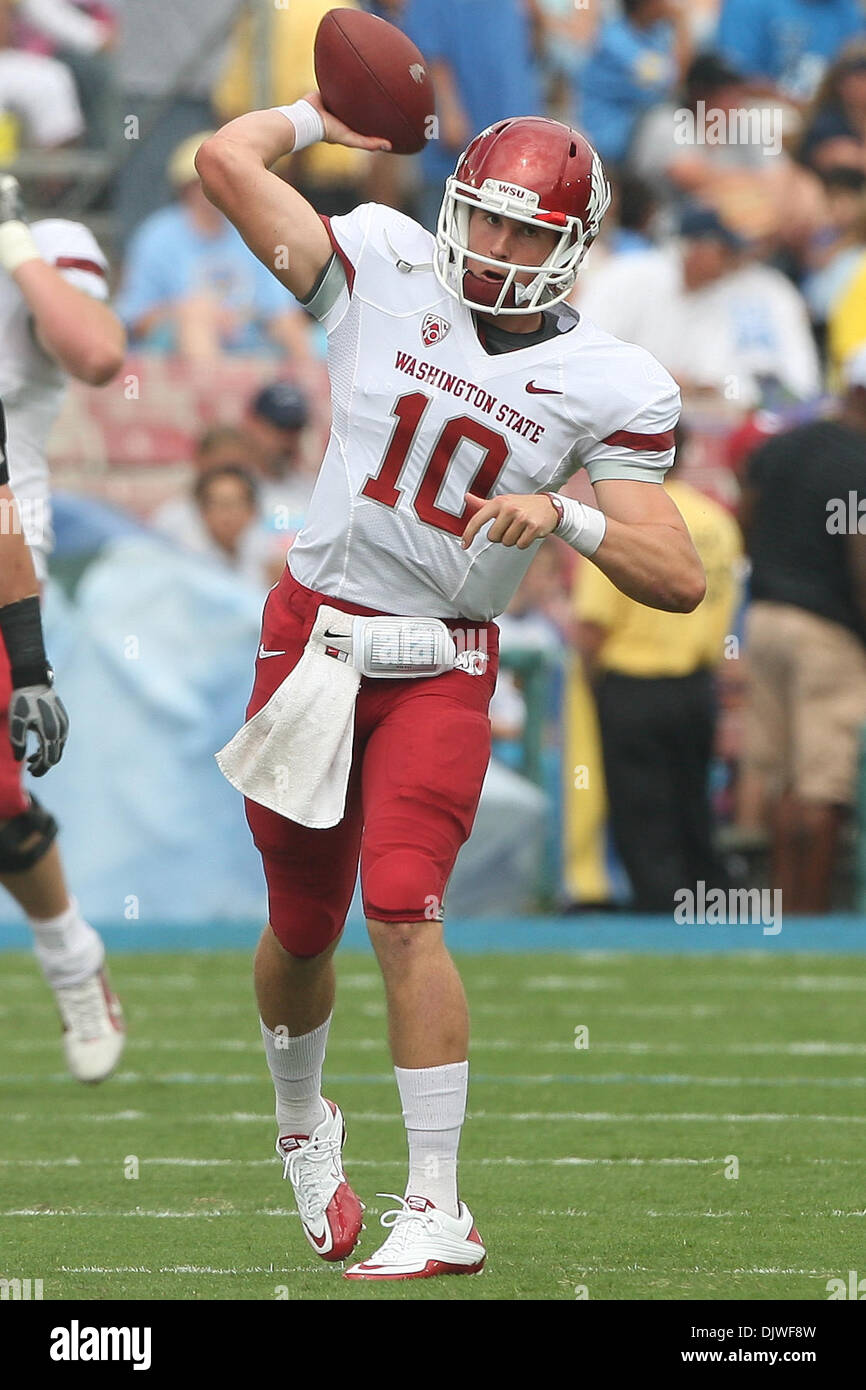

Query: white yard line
<box><xmin>56</xmin><ymin>1265</ymin><xmax>330</xmax><ymax>1275</ymax></box>
<box><xmin>7</xmin><ymin>1037</ymin><xmax>865</xmax><ymax>1056</ymax></box>
<box><xmin>524</xmin><ymin>977</ymin><xmax>625</xmax><ymax>991</ymax></box>
<box><xmin>572</xmin><ymin>1265</ymin><xmax>834</xmax><ymax>1277</ymax></box>
<box><xmin>2</xmin><ymin>1108</ymin><xmax>863</xmax><ymax>1124</ymax></box>
<box><xmin>51</xmin><ymin>1263</ymin><xmax>827</xmax><ymax>1278</ymax></box>
<box><xmin>8</xmin><ymin>1201</ymin><xmax>858</xmax><ymax>1224</ymax></box>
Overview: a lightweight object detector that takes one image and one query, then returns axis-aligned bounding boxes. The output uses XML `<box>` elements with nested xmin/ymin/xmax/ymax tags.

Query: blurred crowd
<box><xmin>7</xmin><ymin>0</ymin><xmax>866</xmax><ymax>912</ymax></box>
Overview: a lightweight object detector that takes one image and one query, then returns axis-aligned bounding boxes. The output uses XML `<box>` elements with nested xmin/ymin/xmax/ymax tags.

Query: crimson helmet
<box><xmin>434</xmin><ymin>116</ymin><xmax>611</xmax><ymax>316</ymax></box>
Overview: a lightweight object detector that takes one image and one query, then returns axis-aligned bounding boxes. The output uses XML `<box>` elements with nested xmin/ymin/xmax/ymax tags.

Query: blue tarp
<box><xmin>33</xmin><ymin>538</ymin><xmax>269</xmax><ymax>926</ymax></box>
<box><xmin>2</xmin><ymin>537</ymin><xmax>546</xmax><ymax>929</ymax></box>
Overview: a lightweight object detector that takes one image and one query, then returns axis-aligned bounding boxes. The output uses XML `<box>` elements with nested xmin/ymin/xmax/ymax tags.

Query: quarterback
<box><xmin>197</xmin><ymin>95</ymin><xmax>705</xmax><ymax>1280</ymax></box>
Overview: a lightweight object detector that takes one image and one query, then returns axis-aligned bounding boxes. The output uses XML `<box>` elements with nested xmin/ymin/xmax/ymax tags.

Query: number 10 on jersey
<box><xmin>361</xmin><ymin>391</ymin><xmax>510</xmax><ymax>538</ymax></box>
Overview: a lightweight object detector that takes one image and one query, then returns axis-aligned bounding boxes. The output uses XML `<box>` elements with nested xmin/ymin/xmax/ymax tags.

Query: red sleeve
<box><xmin>319</xmin><ymin>215</ymin><xmax>356</xmax><ymax>296</ymax></box>
<box><xmin>601</xmin><ymin>427</ymin><xmax>676</xmax><ymax>452</ymax></box>
<box><xmin>54</xmin><ymin>256</ymin><xmax>106</xmax><ymax>278</ymax></box>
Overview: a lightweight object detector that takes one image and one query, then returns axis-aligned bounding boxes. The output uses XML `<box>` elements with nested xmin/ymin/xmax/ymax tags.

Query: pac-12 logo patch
<box><xmin>421</xmin><ymin>313</ymin><xmax>450</xmax><ymax>347</ymax></box>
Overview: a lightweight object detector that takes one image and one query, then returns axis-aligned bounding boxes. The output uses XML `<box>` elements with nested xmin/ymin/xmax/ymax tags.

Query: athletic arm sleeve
<box><xmin>580</xmin><ymin>369</ymin><xmax>681</xmax><ymax>486</ymax></box>
<box><xmin>308</xmin><ymin>203</ymin><xmax>381</xmax><ymax>333</ymax></box>
<box><xmin>299</xmin><ymin>250</ymin><xmax>348</xmax><ymax>322</ymax></box>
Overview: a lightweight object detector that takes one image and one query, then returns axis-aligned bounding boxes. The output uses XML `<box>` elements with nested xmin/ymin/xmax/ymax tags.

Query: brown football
<box><xmin>313</xmin><ymin>8</ymin><xmax>435</xmax><ymax>155</ymax></box>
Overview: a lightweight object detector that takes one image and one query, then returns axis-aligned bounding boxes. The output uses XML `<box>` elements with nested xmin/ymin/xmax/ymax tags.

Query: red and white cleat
<box><xmin>277</xmin><ymin>1099</ymin><xmax>363</xmax><ymax>1262</ymax></box>
<box><xmin>54</xmin><ymin>967</ymin><xmax>125</xmax><ymax>1084</ymax></box>
<box><xmin>343</xmin><ymin>1194</ymin><xmax>486</xmax><ymax>1280</ymax></box>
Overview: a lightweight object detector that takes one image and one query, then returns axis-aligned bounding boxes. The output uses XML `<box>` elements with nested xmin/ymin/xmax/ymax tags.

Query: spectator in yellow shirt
<box><xmin>573</xmin><ymin>468</ymin><xmax>743</xmax><ymax>911</ymax></box>
<box><xmin>214</xmin><ymin>0</ymin><xmax>368</xmax><ymax>217</ymax></box>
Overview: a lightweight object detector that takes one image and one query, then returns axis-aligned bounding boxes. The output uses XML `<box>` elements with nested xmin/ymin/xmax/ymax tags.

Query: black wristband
<box><xmin>0</xmin><ymin>595</ymin><xmax>51</xmax><ymax>688</ymax></box>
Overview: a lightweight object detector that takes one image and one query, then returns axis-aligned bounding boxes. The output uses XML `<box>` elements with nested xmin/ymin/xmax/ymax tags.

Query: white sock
<box><xmin>261</xmin><ymin>1014</ymin><xmax>331</xmax><ymax>1137</ymax></box>
<box><xmin>395</xmin><ymin>1061</ymin><xmax>468</xmax><ymax>1219</ymax></box>
<box><xmin>29</xmin><ymin>897</ymin><xmax>104</xmax><ymax>988</ymax></box>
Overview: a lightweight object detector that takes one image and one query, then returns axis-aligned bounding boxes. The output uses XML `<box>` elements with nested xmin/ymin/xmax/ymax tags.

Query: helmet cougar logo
<box><xmin>409</xmin><ymin>63</ymin><xmax>426</xmax><ymax>84</ymax></box>
<box><xmin>421</xmin><ymin>313</ymin><xmax>450</xmax><ymax>346</ymax></box>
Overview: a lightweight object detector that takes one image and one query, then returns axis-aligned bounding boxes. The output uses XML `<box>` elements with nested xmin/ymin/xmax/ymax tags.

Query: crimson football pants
<box><xmin>244</xmin><ymin>568</ymin><xmax>498</xmax><ymax>957</ymax></box>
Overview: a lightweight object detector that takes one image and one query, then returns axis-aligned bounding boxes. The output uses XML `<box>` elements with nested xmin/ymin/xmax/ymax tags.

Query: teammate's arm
<box><xmin>14</xmin><ymin>261</ymin><xmax>126</xmax><ymax>385</ymax></box>
<box><xmin>0</xmin><ymin>176</ymin><xmax>125</xmax><ymax>386</ymax></box>
<box><xmin>0</xmin><ymin>473</ymin><xmax>69</xmax><ymax>774</ymax></box>
<box><xmin>195</xmin><ymin>93</ymin><xmax>391</xmax><ymax>302</ymax></box>
<box><xmin>0</xmin><ymin>483</ymin><xmax>41</xmax><ymax>609</ymax></box>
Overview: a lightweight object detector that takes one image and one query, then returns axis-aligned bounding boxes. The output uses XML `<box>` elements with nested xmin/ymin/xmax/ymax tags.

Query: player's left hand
<box><xmin>461</xmin><ymin>492</ymin><xmax>559</xmax><ymax>550</ymax></box>
<box><xmin>9</xmin><ymin>683</ymin><xmax>70</xmax><ymax>776</ymax></box>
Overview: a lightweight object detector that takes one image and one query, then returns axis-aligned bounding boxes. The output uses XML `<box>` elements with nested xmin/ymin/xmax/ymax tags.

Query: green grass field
<box><xmin>1</xmin><ymin>948</ymin><xmax>864</xmax><ymax>1301</ymax></box>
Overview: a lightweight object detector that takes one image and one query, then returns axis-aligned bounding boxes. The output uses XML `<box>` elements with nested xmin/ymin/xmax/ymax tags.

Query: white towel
<box><xmin>215</xmin><ymin>605</ymin><xmax>361</xmax><ymax>829</ymax></box>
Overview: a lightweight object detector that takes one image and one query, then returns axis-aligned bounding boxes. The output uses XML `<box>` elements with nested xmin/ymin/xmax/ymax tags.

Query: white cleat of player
<box><xmin>278</xmin><ymin>1099</ymin><xmax>364</xmax><ymax>1262</ymax></box>
<box><xmin>54</xmin><ymin>968</ymin><xmax>125</xmax><ymax>1083</ymax></box>
<box><xmin>343</xmin><ymin>1193</ymin><xmax>486</xmax><ymax>1280</ymax></box>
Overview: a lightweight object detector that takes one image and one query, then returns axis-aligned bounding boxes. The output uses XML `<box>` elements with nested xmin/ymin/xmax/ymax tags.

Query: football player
<box><xmin>196</xmin><ymin>96</ymin><xmax>705</xmax><ymax>1279</ymax></box>
<box><xmin>0</xmin><ymin>175</ymin><xmax>127</xmax><ymax>1084</ymax></box>
<box><xmin>0</xmin><ymin>404</ymin><xmax>69</xmax><ymax>778</ymax></box>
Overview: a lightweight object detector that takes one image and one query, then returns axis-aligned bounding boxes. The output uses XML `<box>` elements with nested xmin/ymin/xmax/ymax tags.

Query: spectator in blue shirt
<box><xmin>116</xmin><ymin>132</ymin><xmax>316</xmax><ymax>362</ymax></box>
<box><xmin>715</xmin><ymin>0</ymin><xmax>866</xmax><ymax>102</ymax></box>
<box><xmin>578</xmin><ymin>0</ymin><xmax>690</xmax><ymax>168</ymax></box>
<box><xmin>401</xmin><ymin>0</ymin><xmax>542</xmax><ymax>229</ymax></box>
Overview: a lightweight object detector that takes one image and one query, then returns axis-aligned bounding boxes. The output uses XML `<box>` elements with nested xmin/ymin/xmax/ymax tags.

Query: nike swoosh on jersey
<box><xmin>525</xmin><ymin>381</ymin><xmax>563</xmax><ymax>394</ymax></box>
<box><xmin>323</xmin><ymin>628</ymin><xmax>350</xmax><ymax>639</ymax></box>
<box><xmin>258</xmin><ymin>644</ymin><xmax>287</xmax><ymax>658</ymax></box>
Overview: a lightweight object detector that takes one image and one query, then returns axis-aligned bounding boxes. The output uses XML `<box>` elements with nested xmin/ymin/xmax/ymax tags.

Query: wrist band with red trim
<box><xmin>542</xmin><ymin>491</ymin><xmax>607</xmax><ymax>557</ymax></box>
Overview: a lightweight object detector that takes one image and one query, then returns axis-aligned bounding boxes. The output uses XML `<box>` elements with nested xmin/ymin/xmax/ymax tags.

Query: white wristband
<box><xmin>0</xmin><ymin>220</ymin><xmax>40</xmax><ymax>275</ymax></box>
<box><xmin>554</xmin><ymin>495</ymin><xmax>607</xmax><ymax>557</ymax></box>
<box><xmin>274</xmin><ymin>99</ymin><xmax>326</xmax><ymax>153</ymax></box>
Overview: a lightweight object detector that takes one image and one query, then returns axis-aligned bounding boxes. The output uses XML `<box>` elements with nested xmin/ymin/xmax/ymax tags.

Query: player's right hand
<box><xmin>9</xmin><ymin>683</ymin><xmax>70</xmax><ymax>776</ymax></box>
<box><xmin>302</xmin><ymin>91</ymin><xmax>392</xmax><ymax>153</ymax></box>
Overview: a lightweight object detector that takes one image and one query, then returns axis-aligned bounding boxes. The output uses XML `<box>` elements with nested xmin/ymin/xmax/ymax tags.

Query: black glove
<box><xmin>8</xmin><ymin>682</ymin><xmax>70</xmax><ymax>776</ymax></box>
<box><xmin>0</xmin><ymin>595</ymin><xmax>68</xmax><ymax>775</ymax></box>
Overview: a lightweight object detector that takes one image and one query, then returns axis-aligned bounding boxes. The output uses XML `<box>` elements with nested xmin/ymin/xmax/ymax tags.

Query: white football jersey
<box><xmin>0</xmin><ymin>219</ymin><xmax>109</xmax><ymax>567</ymax></box>
<box><xmin>290</xmin><ymin>203</ymin><xmax>680</xmax><ymax>622</ymax></box>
